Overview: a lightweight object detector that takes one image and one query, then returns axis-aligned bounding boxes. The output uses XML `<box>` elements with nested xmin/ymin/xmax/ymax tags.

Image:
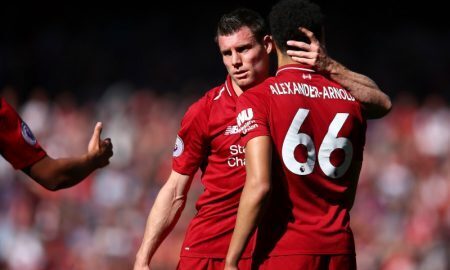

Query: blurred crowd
<box><xmin>0</xmin><ymin>85</ymin><xmax>448</xmax><ymax>270</ymax></box>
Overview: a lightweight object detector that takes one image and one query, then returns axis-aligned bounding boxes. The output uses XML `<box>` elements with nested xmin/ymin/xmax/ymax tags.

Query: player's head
<box><xmin>269</xmin><ymin>0</ymin><xmax>323</xmax><ymax>55</ymax></box>
<box><xmin>216</xmin><ymin>8</ymin><xmax>272</xmax><ymax>91</ymax></box>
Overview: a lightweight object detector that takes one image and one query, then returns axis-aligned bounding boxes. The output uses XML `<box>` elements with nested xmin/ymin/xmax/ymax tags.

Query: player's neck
<box><xmin>276</xmin><ymin>50</ymin><xmax>296</xmax><ymax>68</ymax></box>
<box><xmin>231</xmin><ymin>79</ymin><xmax>244</xmax><ymax>96</ymax></box>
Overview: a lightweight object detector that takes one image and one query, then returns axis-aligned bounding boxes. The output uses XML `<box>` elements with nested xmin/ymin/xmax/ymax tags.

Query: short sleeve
<box><xmin>236</xmin><ymin>88</ymin><xmax>270</xmax><ymax>146</ymax></box>
<box><xmin>172</xmin><ymin>96</ymin><xmax>210</xmax><ymax>176</ymax></box>
<box><xmin>0</xmin><ymin>99</ymin><xmax>47</xmax><ymax>170</ymax></box>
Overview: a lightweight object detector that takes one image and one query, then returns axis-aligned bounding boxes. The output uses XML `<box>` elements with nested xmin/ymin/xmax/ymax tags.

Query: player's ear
<box><xmin>263</xmin><ymin>35</ymin><xmax>273</xmax><ymax>54</ymax></box>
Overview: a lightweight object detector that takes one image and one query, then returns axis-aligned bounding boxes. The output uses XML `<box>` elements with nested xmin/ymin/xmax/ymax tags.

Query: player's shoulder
<box><xmin>204</xmin><ymin>83</ymin><xmax>228</xmax><ymax>103</ymax></box>
<box><xmin>0</xmin><ymin>98</ymin><xmax>21</xmax><ymax>132</ymax></box>
<box><xmin>319</xmin><ymin>74</ymin><xmax>341</xmax><ymax>88</ymax></box>
<box><xmin>182</xmin><ymin>84</ymin><xmax>223</xmax><ymax>120</ymax></box>
<box><xmin>0</xmin><ymin>98</ymin><xmax>14</xmax><ymax>117</ymax></box>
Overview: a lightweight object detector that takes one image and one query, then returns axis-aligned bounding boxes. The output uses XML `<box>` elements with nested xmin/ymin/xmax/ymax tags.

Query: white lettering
<box><xmin>228</xmin><ymin>156</ymin><xmax>246</xmax><ymax>167</ymax></box>
<box><xmin>293</xmin><ymin>83</ymin><xmax>301</xmax><ymax>94</ymax></box>
<box><xmin>335</xmin><ymin>88</ymin><xmax>344</xmax><ymax>99</ymax></box>
<box><xmin>270</xmin><ymin>85</ymin><xmax>278</xmax><ymax>94</ymax></box>
<box><xmin>267</xmin><ymin>82</ymin><xmax>356</xmax><ymax>102</ymax></box>
<box><xmin>311</xmin><ymin>86</ymin><xmax>319</xmax><ymax>98</ymax></box>
<box><xmin>279</xmin><ymin>83</ymin><xmax>286</xmax><ymax>94</ymax></box>
<box><xmin>274</xmin><ymin>83</ymin><xmax>281</xmax><ymax>94</ymax></box>
<box><xmin>328</xmin><ymin>87</ymin><xmax>336</xmax><ymax>98</ymax></box>
<box><xmin>237</xmin><ymin>108</ymin><xmax>254</xmax><ymax>127</ymax></box>
<box><xmin>230</xmin><ymin>144</ymin><xmax>245</xmax><ymax>155</ymax></box>
<box><xmin>323</xmin><ymin>87</ymin><xmax>330</xmax><ymax>99</ymax></box>
<box><xmin>339</xmin><ymin>89</ymin><xmax>348</xmax><ymax>100</ymax></box>
<box><xmin>302</xmin><ymin>84</ymin><xmax>310</xmax><ymax>96</ymax></box>
<box><xmin>343</xmin><ymin>90</ymin><xmax>355</xmax><ymax>101</ymax></box>
<box><xmin>284</xmin><ymin>82</ymin><xmax>293</xmax><ymax>94</ymax></box>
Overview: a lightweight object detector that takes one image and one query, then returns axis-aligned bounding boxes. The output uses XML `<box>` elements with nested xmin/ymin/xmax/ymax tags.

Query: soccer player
<box><xmin>225</xmin><ymin>0</ymin><xmax>390</xmax><ymax>269</ymax></box>
<box><xmin>0</xmin><ymin>97</ymin><xmax>113</xmax><ymax>190</ymax></box>
<box><xmin>134</xmin><ymin>7</ymin><xmax>391</xmax><ymax>270</ymax></box>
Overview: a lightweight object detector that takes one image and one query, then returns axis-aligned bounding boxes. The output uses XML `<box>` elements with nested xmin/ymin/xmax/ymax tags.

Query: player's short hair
<box><xmin>269</xmin><ymin>0</ymin><xmax>324</xmax><ymax>53</ymax></box>
<box><xmin>215</xmin><ymin>8</ymin><xmax>268</xmax><ymax>43</ymax></box>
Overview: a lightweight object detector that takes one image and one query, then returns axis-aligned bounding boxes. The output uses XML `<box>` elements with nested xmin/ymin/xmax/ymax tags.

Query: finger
<box><xmin>105</xmin><ymin>147</ymin><xmax>113</xmax><ymax>158</ymax></box>
<box><xmin>103</xmin><ymin>148</ymin><xmax>113</xmax><ymax>159</ymax></box>
<box><xmin>99</xmin><ymin>143</ymin><xmax>113</xmax><ymax>159</ymax></box>
<box><xmin>91</xmin><ymin>122</ymin><xmax>103</xmax><ymax>142</ymax></box>
<box><xmin>287</xmin><ymin>50</ymin><xmax>316</xmax><ymax>59</ymax></box>
<box><xmin>299</xmin><ymin>27</ymin><xmax>318</xmax><ymax>44</ymax></box>
<box><xmin>290</xmin><ymin>56</ymin><xmax>314</xmax><ymax>66</ymax></box>
<box><xmin>101</xmin><ymin>139</ymin><xmax>113</xmax><ymax>152</ymax></box>
<box><xmin>286</xmin><ymin>40</ymin><xmax>311</xmax><ymax>51</ymax></box>
<box><xmin>102</xmin><ymin>138</ymin><xmax>112</xmax><ymax>146</ymax></box>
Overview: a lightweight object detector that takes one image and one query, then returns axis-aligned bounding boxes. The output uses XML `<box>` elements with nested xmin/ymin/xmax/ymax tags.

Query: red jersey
<box><xmin>236</xmin><ymin>64</ymin><xmax>366</xmax><ymax>256</ymax></box>
<box><xmin>0</xmin><ymin>98</ymin><xmax>46</xmax><ymax>170</ymax></box>
<box><xmin>173</xmin><ymin>76</ymin><xmax>253</xmax><ymax>258</ymax></box>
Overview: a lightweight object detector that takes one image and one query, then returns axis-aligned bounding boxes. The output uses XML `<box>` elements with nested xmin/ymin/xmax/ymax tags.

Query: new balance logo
<box><xmin>237</xmin><ymin>108</ymin><xmax>254</xmax><ymax>127</ymax></box>
<box><xmin>302</xmin><ymin>74</ymin><xmax>312</xmax><ymax>80</ymax></box>
<box><xmin>224</xmin><ymin>125</ymin><xmax>239</xmax><ymax>135</ymax></box>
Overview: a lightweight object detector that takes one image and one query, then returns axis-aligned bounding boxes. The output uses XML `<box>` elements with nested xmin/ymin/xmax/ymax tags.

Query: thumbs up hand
<box><xmin>87</xmin><ymin>122</ymin><xmax>113</xmax><ymax>168</ymax></box>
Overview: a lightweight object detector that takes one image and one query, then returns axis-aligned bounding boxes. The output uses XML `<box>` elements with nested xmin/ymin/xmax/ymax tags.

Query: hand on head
<box><xmin>286</xmin><ymin>27</ymin><xmax>331</xmax><ymax>73</ymax></box>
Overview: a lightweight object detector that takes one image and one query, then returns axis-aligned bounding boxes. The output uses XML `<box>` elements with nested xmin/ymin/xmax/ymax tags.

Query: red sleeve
<box><xmin>172</xmin><ymin>96</ymin><xmax>210</xmax><ymax>176</ymax></box>
<box><xmin>0</xmin><ymin>99</ymin><xmax>47</xmax><ymax>170</ymax></box>
<box><xmin>236</xmin><ymin>87</ymin><xmax>270</xmax><ymax>146</ymax></box>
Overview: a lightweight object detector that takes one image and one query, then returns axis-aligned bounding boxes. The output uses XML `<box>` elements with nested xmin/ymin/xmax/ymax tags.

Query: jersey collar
<box><xmin>276</xmin><ymin>64</ymin><xmax>315</xmax><ymax>76</ymax></box>
<box><xmin>225</xmin><ymin>75</ymin><xmax>237</xmax><ymax>97</ymax></box>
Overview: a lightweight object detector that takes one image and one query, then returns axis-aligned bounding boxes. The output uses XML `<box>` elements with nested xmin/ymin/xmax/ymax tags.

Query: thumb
<box><xmin>91</xmin><ymin>122</ymin><xmax>103</xmax><ymax>143</ymax></box>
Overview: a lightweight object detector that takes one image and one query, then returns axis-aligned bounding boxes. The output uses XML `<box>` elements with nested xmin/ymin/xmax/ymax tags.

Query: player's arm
<box><xmin>287</xmin><ymin>27</ymin><xmax>392</xmax><ymax>119</ymax></box>
<box><xmin>225</xmin><ymin>136</ymin><xmax>272</xmax><ymax>270</ymax></box>
<box><xmin>23</xmin><ymin>122</ymin><xmax>113</xmax><ymax>191</ymax></box>
<box><xmin>134</xmin><ymin>170</ymin><xmax>193</xmax><ymax>270</ymax></box>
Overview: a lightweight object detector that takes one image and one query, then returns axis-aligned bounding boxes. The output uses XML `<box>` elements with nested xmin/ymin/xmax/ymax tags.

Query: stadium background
<box><xmin>0</xmin><ymin>1</ymin><xmax>448</xmax><ymax>269</ymax></box>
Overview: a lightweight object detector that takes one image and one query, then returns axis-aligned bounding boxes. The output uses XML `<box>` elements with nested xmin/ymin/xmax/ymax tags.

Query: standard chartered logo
<box><xmin>228</xmin><ymin>144</ymin><xmax>246</xmax><ymax>167</ymax></box>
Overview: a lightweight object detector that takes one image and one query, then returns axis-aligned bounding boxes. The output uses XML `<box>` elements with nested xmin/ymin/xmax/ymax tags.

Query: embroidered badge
<box><xmin>21</xmin><ymin>121</ymin><xmax>37</xmax><ymax>146</ymax></box>
<box><xmin>173</xmin><ymin>135</ymin><xmax>184</xmax><ymax>157</ymax></box>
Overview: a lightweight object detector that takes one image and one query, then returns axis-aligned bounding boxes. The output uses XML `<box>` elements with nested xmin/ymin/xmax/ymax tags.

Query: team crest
<box><xmin>21</xmin><ymin>121</ymin><xmax>37</xmax><ymax>146</ymax></box>
<box><xmin>173</xmin><ymin>135</ymin><xmax>184</xmax><ymax>157</ymax></box>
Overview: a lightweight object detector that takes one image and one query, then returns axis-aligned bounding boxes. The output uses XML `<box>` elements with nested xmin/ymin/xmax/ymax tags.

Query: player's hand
<box><xmin>87</xmin><ymin>122</ymin><xmax>113</xmax><ymax>168</ymax></box>
<box><xmin>286</xmin><ymin>27</ymin><xmax>332</xmax><ymax>74</ymax></box>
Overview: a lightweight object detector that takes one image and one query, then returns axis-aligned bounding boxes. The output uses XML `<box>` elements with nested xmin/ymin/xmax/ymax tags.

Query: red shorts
<box><xmin>254</xmin><ymin>254</ymin><xmax>356</xmax><ymax>270</ymax></box>
<box><xmin>177</xmin><ymin>257</ymin><xmax>252</xmax><ymax>270</ymax></box>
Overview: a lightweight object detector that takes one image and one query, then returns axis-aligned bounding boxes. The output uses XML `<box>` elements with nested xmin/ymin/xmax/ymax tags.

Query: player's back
<box><xmin>241</xmin><ymin>64</ymin><xmax>366</xmax><ymax>256</ymax></box>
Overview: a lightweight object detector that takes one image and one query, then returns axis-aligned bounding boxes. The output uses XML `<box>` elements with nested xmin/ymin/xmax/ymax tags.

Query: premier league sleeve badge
<box><xmin>173</xmin><ymin>135</ymin><xmax>184</xmax><ymax>157</ymax></box>
<box><xmin>21</xmin><ymin>121</ymin><xmax>37</xmax><ymax>146</ymax></box>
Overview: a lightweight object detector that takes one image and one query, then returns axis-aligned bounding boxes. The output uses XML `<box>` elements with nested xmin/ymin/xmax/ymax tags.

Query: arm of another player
<box><xmin>287</xmin><ymin>27</ymin><xmax>392</xmax><ymax>119</ymax></box>
<box><xmin>134</xmin><ymin>170</ymin><xmax>193</xmax><ymax>270</ymax></box>
<box><xmin>225</xmin><ymin>136</ymin><xmax>272</xmax><ymax>270</ymax></box>
<box><xmin>24</xmin><ymin>122</ymin><xmax>113</xmax><ymax>190</ymax></box>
